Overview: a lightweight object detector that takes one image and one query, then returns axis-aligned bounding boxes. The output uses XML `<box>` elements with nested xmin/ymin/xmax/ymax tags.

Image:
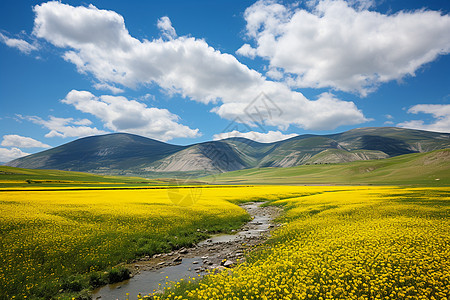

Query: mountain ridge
<box><xmin>202</xmin><ymin>149</ymin><xmax>450</xmax><ymax>185</ymax></box>
<box><xmin>6</xmin><ymin>127</ymin><xmax>450</xmax><ymax>177</ymax></box>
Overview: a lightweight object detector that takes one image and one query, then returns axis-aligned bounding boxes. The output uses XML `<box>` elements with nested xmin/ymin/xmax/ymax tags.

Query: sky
<box><xmin>0</xmin><ymin>0</ymin><xmax>449</xmax><ymax>163</ymax></box>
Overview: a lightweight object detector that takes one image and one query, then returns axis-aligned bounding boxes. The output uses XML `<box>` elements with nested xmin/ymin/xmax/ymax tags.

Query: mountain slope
<box><xmin>329</xmin><ymin>127</ymin><xmax>450</xmax><ymax>155</ymax></box>
<box><xmin>143</xmin><ymin>141</ymin><xmax>248</xmax><ymax>173</ymax></box>
<box><xmin>203</xmin><ymin>149</ymin><xmax>450</xmax><ymax>185</ymax></box>
<box><xmin>6</xmin><ymin>127</ymin><xmax>450</xmax><ymax>176</ymax></box>
<box><xmin>6</xmin><ymin>133</ymin><xmax>185</xmax><ymax>173</ymax></box>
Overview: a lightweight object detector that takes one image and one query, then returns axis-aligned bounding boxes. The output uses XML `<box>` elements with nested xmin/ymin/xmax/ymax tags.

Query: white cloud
<box><xmin>0</xmin><ymin>32</ymin><xmax>38</xmax><ymax>54</ymax></box>
<box><xmin>72</xmin><ymin>119</ymin><xmax>93</xmax><ymax>126</ymax></box>
<box><xmin>157</xmin><ymin>16</ymin><xmax>177</xmax><ymax>40</ymax></box>
<box><xmin>398</xmin><ymin>104</ymin><xmax>450</xmax><ymax>133</ymax></box>
<box><xmin>265</xmin><ymin>67</ymin><xmax>284</xmax><ymax>80</ymax></box>
<box><xmin>241</xmin><ymin>0</ymin><xmax>450</xmax><ymax>95</ymax></box>
<box><xmin>213</xmin><ymin>130</ymin><xmax>297</xmax><ymax>143</ymax></box>
<box><xmin>306</xmin><ymin>0</ymin><xmax>376</xmax><ymax>11</ymax></box>
<box><xmin>0</xmin><ymin>148</ymin><xmax>30</xmax><ymax>163</ymax></box>
<box><xmin>62</xmin><ymin>90</ymin><xmax>200</xmax><ymax>141</ymax></box>
<box><xmin>32</xmin><ymin>1</ymin><xmax>369</xmax><ymax>131</ymax></box>
<box><xmin>212</xmin><ymin>92</ymin><xmax>368</xmax><ymax>130</ymax></box>
<box><xmin>1</xmin><ymin>135</ymin><xmax>50</xmax><ymax>148</ymax></box>
<box><xmin>236</xmin><ymin>43</ymin><xmax>257</xmax><ymax>58</ymax></box>
<box><xmin>140</xmin><ymin>93</ymin><xmax>155</xmax><ymax>101</ymax></box>
<box><xmin>22</xmin><ymin>115</ymin><xmax>107</xmax><ymax>138</ymax></box>
<box><xmin>93</xmin><ymin>82</ymin><xmax>124</xmax><ymax>94</ymax></box>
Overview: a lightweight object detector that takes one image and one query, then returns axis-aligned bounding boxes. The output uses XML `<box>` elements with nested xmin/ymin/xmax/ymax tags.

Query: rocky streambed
<box><xmin>92</xmin><ymin>202</ymin><xmax>281</xmax><ymax>299</ymax></box>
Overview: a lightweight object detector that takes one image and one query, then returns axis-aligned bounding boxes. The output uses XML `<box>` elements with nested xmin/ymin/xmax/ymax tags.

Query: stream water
<box><xmin>92</xmin><ymin>202</ymin><xmax>276</xmax><ymax>299</ymax></box>
<box><xmin>198</xmin><ymin>203</ymin><xmax>272</xmax><ymax>246</ymax></box>
<box><xmin>92</xmin><ymin>257</ymin><xmax>203</xmax><ymax>299</ymax></box>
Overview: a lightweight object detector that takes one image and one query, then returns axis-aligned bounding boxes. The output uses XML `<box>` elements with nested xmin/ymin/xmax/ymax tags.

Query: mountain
<box><xmin>202</xmin><ymin>149</ymin><xmax>450</xmax><ymax>186</ymax></box>
<box><xmin>6</xmin><ymin>133</ymin><xmax>184</xmax><ymax>174</ymax></box>
<box><xmin>6</xmin><ymin>127</ymin><xmax>450</xmax><ymax>177</ymax></box>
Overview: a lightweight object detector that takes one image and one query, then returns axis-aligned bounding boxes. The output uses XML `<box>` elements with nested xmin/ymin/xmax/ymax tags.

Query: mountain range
<box><xmin>6</xmin><ymin>127</ymin><xmax>450</xmax><ymax>177</ymax></box>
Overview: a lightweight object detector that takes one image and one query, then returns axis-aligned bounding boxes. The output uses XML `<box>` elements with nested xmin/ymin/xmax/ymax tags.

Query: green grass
<box><xmin>203</xmin><ymin>149</ymin><xmax>450</xmax><ymax>186</ymax></box>
<box><xmin>0</xmin><ymin>166</ymin><xmax>196</xmax><ymax>188</ymax></box>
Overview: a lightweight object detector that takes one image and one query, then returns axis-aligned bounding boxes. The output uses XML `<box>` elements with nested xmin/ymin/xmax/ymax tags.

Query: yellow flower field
<box><xmin>153</xmin><ymin>186</ymin><xmax>450</xmax><ymax>300</ymax></box>
<box><xmin>0</xmin><ymin>185</ymin><xmax>306</xmax><ymax>299</ymax></box>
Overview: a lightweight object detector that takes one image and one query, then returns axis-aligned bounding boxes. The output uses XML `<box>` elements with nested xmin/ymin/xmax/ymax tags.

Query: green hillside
<box><xmin>5</xmin><ymin>133</ymin><xmax>184</xmax><ymax>173</ymax></box>
<box><xmin>6</xmin><ymin>127</ymin><xmax>450</xmax><ymax>176</ymax></box>
<box><xmin>203</xmin><ymin>149</ymin><xmax>450</xmax><ymax>186</ymax></box>
<box><xmin>0</xmin><ymin>166</ymin><xmax>161</xmax><ymax>188</ymax></box>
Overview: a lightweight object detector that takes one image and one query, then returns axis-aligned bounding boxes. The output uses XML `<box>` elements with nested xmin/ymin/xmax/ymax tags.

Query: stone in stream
<box><xmin>173</xmin><ymin>256</ymin><xmax>182</xmax><ymax>263</ymax></box>
<box><xmin>179</xmin><ymin>248</ymin><xmax>189</xmax><ymax>254</ymax></box>
<box><xmin>223</xmin><ymin>260</ymin><xmax>234</xmax><ymax>268</ymax></box>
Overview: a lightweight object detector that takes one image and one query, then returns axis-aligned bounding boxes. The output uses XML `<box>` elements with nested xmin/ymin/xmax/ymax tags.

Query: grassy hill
<box><xmin>6</xmin><ymin>127</ymin><xmax>450</xmax><ymax>176</ymax></box>
<box><xmin>4</xmin><ymin>148</ymin><xmax>449</xmax><ymax>187</ymax></box>
<box><xmin>0</xmin><ymin>166</ymin><xmax>163</xmax><ymax>188</ymax></box>
<box><xmin>203</xmin><ymin>149</ymin><xmax>450</xmax><ymax>186</ymax></box>
<box><xmin>5</xmin><ymin>133</ymin><xmax>184</xmax><ymax>173</ymax></box>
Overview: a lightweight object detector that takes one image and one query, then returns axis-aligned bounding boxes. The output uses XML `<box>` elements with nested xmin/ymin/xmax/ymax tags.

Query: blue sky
<box><xmin>0</xmin><ymin>0</ymin><xmax>449</xmax><ymax>162</ymax></box>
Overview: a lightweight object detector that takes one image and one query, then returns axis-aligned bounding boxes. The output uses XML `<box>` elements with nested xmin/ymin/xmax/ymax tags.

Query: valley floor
<box><xmin>0</xmin><ymin>185</ymin><xmax>449</xmax><ymax>300</ymax></box>
<box><xmin>152</xmin><ymin>186</ymin><xmax>450</xmax><ymax>300</ymax></box>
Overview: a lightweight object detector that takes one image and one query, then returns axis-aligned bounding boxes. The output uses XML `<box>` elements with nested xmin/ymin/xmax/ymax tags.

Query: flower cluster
<box><xmin>154</xmin><ymin>187</ymin><xmax>450</xmax><ymax>299</ymax></box>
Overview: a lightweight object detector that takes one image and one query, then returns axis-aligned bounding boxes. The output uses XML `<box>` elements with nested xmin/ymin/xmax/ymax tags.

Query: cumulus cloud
<box><xmin>62</xmin><ymin>90</ymin><xmax>200</xmax><ymax>141</ymax></box>
<box><xmin>213</xmin><ymin>92</ymin><xmax>368</xmax><ymax>130</ymax></box>
<box><xmin>0</xmin><ymin>32</ymin><xmax>38</xmax><ymax>54</ymax></box>
<box><xmin>157</xmin><ymin>16</ymin><xmax>177</xmax><ymax>40</ymax></box>
<box><xmin>236</xmin><ymin>43</ymin><xmax>257</xmax><ymax>58</ymax></box>
<box><xmin>1</xmin><ymin>135</ymin><xmax>50</xmax><ymax>148</ymax></box>
<box><xmin>213</xmin><ymin>130</ymin><xmax>297</xmax><ymax>143</ymax></box>
<box><xmin>32</xmin><ymin>1</ymin><xmax>369</xmax><ymax>131</ymax></box>
<box><xmin>241</xmin><ymin>0</ymin><xmax>450</xmax><ymax>95</ymax></box>
<box><xmin>0</xmin><ymin>148</ymin><xmax>30</xmax><ymax>163</ymax></box>
<box><xmin>398</xmin><ymin>104</ymin><xmax>450</xmax><ymax>133</ymax></box>
<box><xmin>20</xmin><ymin>115</ymin><xmax>107</xmax><ymax>138</ymax></box>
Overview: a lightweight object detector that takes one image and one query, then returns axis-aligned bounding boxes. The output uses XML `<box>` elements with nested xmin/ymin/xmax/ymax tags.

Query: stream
<box><xmin>92</xmin><ymin>202</ymin><xmax>280</xmax><ymax>299</ymax></box>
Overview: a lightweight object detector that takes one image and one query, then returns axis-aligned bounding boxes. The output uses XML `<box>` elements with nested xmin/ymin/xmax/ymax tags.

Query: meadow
<box><xmin>0</xmin><ymin>166</ymin><xmax>166</xmax><ymax>188</ymax></box>
<box><xmin>0</xmin><ymin>185</ymin><xmax>306</xmax><ymax>299</ymax></box>
<box><xmin>1</xmin><ymin>166</ymin><xmax>449</xmax><ymax>300</ymax></box>
<box><xmin>205</xmin><ymin>149</ymin><xmax>450</xmax><ymax>186</ymax></box>
<box><xmin>152</xmin><ymin>186</ymin><xmax>450</xmax><ymax>300</ymax></box>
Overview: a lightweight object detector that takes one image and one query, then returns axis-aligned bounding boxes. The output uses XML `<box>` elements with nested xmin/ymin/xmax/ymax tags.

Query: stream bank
<box><xmin>92</xmin><ymin>202</ymin><xmax>281</xmax><ymax>299</ymax></box>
